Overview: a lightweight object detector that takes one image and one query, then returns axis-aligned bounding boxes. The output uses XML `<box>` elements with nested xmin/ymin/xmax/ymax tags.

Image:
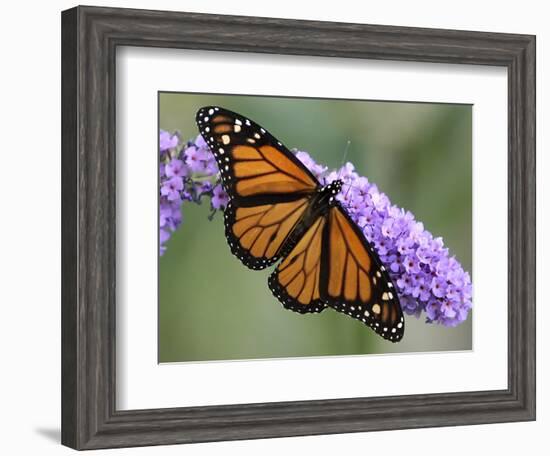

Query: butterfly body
<box><xmin>258</xmin><ymin>179</ymin><xmax>345</xmax><ymax>271</ymax></box>
<box><xmin>196</xmin><ymin>106</ymin><xmax>405</xmax><ymax>342</ymax></box>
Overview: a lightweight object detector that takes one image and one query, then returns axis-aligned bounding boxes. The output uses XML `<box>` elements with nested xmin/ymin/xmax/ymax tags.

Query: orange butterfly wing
<box><xmin>321</xmin><ymin>206</ymin><xmax>404</xmax><ymax>342</ymax></box>
<box><xmin>196</xmin><ymin>107</ymin><xmax>320</xmax><ymax>270</ymax></box>
<box><xmin>223</xmin><ymin>197</ymin><xmax>311</xmax><ymax>270</ymax></box>
<box><xmin>269</xmin><ymin>204</ymin><xmax>404</xmax><ymax>339</ymax></box>
<box><xmin>196</xmin><ymin>107</ymin><xmax>319</xmax><ymax>198</ymax></box>
<box><xmin>268</xmin><ymin>215</ymin><xmax>327</xmax><ymax>313</ymax></box>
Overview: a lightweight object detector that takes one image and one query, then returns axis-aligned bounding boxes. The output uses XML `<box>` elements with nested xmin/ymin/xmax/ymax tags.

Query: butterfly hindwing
<box><xmin>321</xmin><ymin>205</ymin><xmax>404</xmax><ymax>342</ymax></box>
<box><xmin>223</xmin><ymin>195</ymin><xmax>312</xmax><ymax>270</ymax></box>
<box><xmin>268</xmin><ymin>214</ymin><xmax>328</xmax><ymax>314</ymax></box>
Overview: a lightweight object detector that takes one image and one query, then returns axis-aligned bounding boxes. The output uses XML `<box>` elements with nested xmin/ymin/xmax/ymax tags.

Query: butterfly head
<box><xmin>324</xmin><ymin>179</ymin><xmax>344</xmax><ymax>197</ymax></box>
<box><xmin>330</xmin><ymin>179</ymin><xmax>344</xmax><ymax>193</ymax></box>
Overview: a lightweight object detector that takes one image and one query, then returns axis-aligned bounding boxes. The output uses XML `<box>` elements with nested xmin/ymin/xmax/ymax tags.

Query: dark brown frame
<box><xmin>61</xmin><ymin>5</ymin><xmax>536</xmax><ymax>450</ymax></box>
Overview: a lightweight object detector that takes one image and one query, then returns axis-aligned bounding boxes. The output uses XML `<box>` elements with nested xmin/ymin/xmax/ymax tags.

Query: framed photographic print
<box><xmin>61</xmin><ymin>5</ymin><xmax>536</xmax><ymax>450</ymax></box>
<box><xmin>158</xmin><ymin>94</ymin><xmax>472</xmax><ymax>362</ymax></box>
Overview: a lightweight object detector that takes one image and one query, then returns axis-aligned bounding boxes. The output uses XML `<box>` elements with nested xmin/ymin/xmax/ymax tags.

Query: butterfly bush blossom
<box><xmin>159</xmin><ymin>131</ymin><xmax>472</xmax><ymax>327</ymax></box>
<box><xmin>322</xmin><ymin>158</ymin><xmax>472</xmax><ymax>328</ymax></box>
<box><xmin>159</xmin><ymin>130</ymin><xmax>227</xmax><ymax>255</ymax></box>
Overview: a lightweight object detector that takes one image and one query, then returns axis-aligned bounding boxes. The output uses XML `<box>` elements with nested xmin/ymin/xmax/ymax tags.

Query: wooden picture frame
<box><xmin>61</xmin><ymin>5</ymin><xmax>536</xmax><ymax>450</ymax></box>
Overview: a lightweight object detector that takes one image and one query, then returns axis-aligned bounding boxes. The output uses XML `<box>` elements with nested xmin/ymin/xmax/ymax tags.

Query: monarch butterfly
<box><xmin>196</xmin><ymin>106</ymin><xmax>404</xmax><ymax>342</ymax></box>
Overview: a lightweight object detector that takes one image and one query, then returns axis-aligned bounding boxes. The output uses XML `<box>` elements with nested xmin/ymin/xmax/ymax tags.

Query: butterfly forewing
<box><xmin>321</xmin><ymin>206</ymin><xmax>404</xmax><ymax>342</ymax></box>
<box><xmin>196</xmin><ymin>107</ymin><xmax>320</xmax><ymax>198</ymax></box>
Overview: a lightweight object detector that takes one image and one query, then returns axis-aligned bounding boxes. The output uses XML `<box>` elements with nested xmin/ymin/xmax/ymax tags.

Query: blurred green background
<box><xmin>159</xmin><ymin>92</ymin><xmax>472</xmax><ymax>363</ymax></box>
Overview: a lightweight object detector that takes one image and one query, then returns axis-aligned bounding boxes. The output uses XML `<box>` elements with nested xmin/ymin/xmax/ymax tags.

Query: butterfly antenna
<box><xmin>345</xmin><ymin>181</ymin><xmax>353</xmax><ymax>200</ymax></box>
<box><xmin>337</xmin><ymin>140</ymin><xmax>351</xmax><ymax>181</ymax></box>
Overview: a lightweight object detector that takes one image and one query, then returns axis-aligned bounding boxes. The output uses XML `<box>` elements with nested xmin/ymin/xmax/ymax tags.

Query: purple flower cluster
<box><xmin>295</xmin><ymin>152</ymin><xmax>472</xmax><ymax>327</ymax></box>
<box><xmin>159</xmin><ymin>130</ymin><xmax>228</xmax><ymax>255</ymax></box>
<box><xmin>159</xmin><ymin>130</ymin><xmax>472</xmax><ymax>327</ymax></box>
